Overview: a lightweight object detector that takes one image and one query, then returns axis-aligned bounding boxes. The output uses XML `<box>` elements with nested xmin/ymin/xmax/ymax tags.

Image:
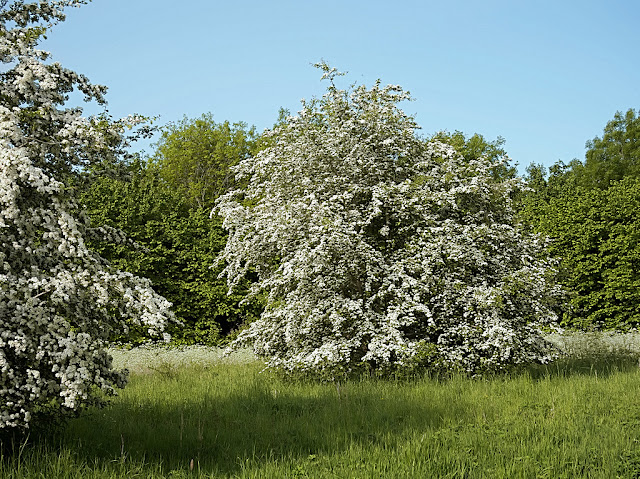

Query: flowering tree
<box><xmin>216</xmin><ymin>64</ymin><xmax>559</xmax><ymax>376</ymax></box>
<box><xmin>0</xmin><ymin>0</ymin><xmax>172</xmax><ymax>431</ymax></box>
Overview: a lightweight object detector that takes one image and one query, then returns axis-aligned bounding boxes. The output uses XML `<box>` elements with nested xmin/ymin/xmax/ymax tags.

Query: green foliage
<box><xmin>523</xmin><ymin>159</ymin><xmax>585</xmax><ymax>203</ymax></box>
<box><xmin>522</xmin><ymin>109</ymin><xmax>640</xmax><ymax>331</ymax></box>
<box><xmin>150</xmin><ymin>113</ymin><xmax>259</xmax><ymax>209</ymax></box>
<box><xmin>80</xmin><ymin>113</ymin><xmax>267</xmax><ymax>345</ymax></box>
<box><xmin>522</xmin><ymin>177</ymin><xmax>640</xmax><ymax>330</ymax></box>
<box><xmin>80</xmin><ymin>161</ymin><xmax>261</xmax><ymax>345</ymax></box>
<box><xmin>583</xmin><ymin>108</ymin><xmax>640</xmax><ymax>188</ymax></box>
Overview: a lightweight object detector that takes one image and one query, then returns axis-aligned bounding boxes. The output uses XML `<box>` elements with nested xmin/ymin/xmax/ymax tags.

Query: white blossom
<box><xmin>216</xmin><ymin>63</ymin><xmax>560</xmax><ymax>376</ymax></box>
<box><xmin>0</xmin><ymin>1</ymin><xmax>173</xmax><ymax>430</ymax></box>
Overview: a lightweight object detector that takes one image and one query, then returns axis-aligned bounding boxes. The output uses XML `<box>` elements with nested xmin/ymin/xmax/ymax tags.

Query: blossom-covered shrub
<box><xmin>0</xmin><ymin>0</ymin><xmax>172</xmax><ymax>431</ymax></box>
<box><xmin>216</xmin><ymin>64</ymin><xmax>560</xmax><ymax>376</ymax></box>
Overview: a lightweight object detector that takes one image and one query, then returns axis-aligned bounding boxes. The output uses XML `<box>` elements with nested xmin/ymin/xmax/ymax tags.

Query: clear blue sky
<box><xmin>41</xmin><ymin>0</ymin><xmax>640</xmax><ymax>173</ymax></box>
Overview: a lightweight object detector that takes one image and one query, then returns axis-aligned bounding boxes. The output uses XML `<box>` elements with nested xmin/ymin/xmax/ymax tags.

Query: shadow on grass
<box><xmin>32</xmin><ymin>367</ymin><xmax>466</xmax><ymax>476</ymax></box>
<box><xmin>12</xmin><ymin>354</ymin><xmax>640</xmax><ymax>477</ymax></box>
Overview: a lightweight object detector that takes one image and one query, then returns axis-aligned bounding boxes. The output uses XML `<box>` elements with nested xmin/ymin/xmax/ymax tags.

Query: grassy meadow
<box><xmin>3</xmin><ymin>333</ymin><xmax>640</xmax><ymax>478</ymax></box>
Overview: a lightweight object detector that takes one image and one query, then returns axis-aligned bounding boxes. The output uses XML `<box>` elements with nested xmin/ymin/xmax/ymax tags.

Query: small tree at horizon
<box><xmin>151</xmin><ymin>114</ymin><xmax>260</xmax><ymax>210</ymax></box>
<box><xmin>216</xmin><ymin>64</ymin><xmax>560</xmax><ymax>377</ymax></box>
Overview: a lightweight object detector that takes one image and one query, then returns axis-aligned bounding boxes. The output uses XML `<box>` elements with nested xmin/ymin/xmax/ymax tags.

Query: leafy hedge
<box><xmin>81</xmin><ymin>162</ymin><xmax>261</xmax><ymax>345</ymax></box>
<box><xmin>523</xmin><ymin>177</ymin><xmax>640</xmax><ymax>330</ymax></box>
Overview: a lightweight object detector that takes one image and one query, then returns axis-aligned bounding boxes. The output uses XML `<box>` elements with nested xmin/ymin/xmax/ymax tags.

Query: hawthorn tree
<box><xmin>0</xmin><ymin>0</ymin><xmax>172</xmax><ymax>431</ymax></box>
<box><xmin>216</xmin><ymin>64</ymin><xmax>560</xmax><ymax>376</ymax></box>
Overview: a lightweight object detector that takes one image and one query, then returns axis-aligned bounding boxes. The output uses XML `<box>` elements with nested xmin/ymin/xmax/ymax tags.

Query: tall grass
<box><xmin>3</xmin><ymin>334</ymin><xmax>640</xmax><ymax>478</ymax></box>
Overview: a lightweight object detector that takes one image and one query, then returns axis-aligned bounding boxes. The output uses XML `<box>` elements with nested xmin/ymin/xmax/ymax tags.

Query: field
<box><xmin>3</xmin><ymin>333</ymin><xmax>640</xmax><ymax>478</ymax></box>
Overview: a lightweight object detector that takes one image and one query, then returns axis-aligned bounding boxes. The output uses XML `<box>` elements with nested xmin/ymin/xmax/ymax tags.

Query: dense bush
<box><xmin>0</xmin><ymin>1</ymin><xmax>172</xmax><ymax>431</ymax></box>
<box><xmin>522</xmin><ymin>177</ymin><xmax>640</xmax><ymax>330</ymax></box>
<box><xmin>81</xmin><ymin>163</ymin><xmax>262</xmax><ymax>344</ymax></box>
<box><xmin>216</xmin><ymin>64</ymin><xmax>560</xmax><ymax>376</ymax></box>
<box><xmin>522</xmin><ymin>109</ymin><xmax>640</xmax><ymax>330</ymax></box>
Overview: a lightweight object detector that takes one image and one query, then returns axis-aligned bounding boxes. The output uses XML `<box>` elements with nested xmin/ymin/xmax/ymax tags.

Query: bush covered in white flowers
<box><xmin>216</xmin><ymin>64</ymin><xmax>560</xmax><ymax>377</ymax></box>
<box><xmin>0</xmin><ymin>0</ymin><xmax>172</xmax><ymax>431</ymax></box>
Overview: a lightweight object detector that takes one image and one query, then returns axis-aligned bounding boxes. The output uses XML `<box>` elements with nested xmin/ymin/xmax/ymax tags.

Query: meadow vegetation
<box><xmin>2</xmin><ymin>334</ymin><xmax>640</xmax><ymax>478</ymax></box>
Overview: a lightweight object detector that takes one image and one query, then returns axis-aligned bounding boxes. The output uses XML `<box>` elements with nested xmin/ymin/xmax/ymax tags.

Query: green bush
<box><xmin>523</xmin><ymin>177</ymin><xmax>640</xmax><ymax>330</ymax></box>
<box><xmin>81</xmin><ymin>162</ymin><xmax>261</xmax><ymax>344</ymax></box>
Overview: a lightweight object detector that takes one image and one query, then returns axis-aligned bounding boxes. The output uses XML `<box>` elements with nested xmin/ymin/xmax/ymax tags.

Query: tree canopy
<box><xmin>521</xmin><ymin>108</ymin><xmax>640</xmax><ymax>331</ymax></box>
<box><xmin>526</xmin><ymin>108</ymin><xmax>640</xmax><ymax>193</ymax></box>
<box><xmin>216</xmin><ymin>64</ymin><xmax>559</xmax><ymax>377</ymax></box>
<box><xmin>583</xmin><ymin>108</ymin><xmax>640</xmax><ymax>189</ymax></box>
<box><xmin>150</xmin><ymin>114</ymin><xmax>259</xmax><ymax>209</ymax></box>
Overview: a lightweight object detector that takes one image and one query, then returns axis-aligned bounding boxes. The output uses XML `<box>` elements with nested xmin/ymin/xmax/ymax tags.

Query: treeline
<box><xmin>82</xmin><ymin>108</ymin><xmax>640</xmax><ymax>344</ymax></box>
<box><xmin>77</xmin><ymin>114</ymin><xmax>265</xmax><ymax>344</ymax></box>
<box><xmin>521</xmin><ymin>108</ymin><xmax>640</xmax><ymax>331</ymax></box>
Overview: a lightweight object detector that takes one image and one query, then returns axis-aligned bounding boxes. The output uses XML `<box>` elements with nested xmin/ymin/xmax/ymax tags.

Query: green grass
<box><xmin>3</xmin><ymin>337</ymin><xmax>640</xmax><ymax>478</ymax></box>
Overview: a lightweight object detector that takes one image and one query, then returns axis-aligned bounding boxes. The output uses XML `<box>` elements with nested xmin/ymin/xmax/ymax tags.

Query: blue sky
<box><xmin>41</xmin><ymin>0</ymin><xmax>640</xmax><ymax>173</ymax></box>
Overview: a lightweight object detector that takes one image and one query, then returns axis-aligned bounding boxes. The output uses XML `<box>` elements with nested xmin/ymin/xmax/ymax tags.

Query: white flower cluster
<box><xmin>216</xmin><ymin>65</ymin><xmax>560</xmax><ymax>376</ymax></box>
<box><xmin>0</xmin><ymin>1</ymin><xmax>172</xmax><ymax>430</ymax></box>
